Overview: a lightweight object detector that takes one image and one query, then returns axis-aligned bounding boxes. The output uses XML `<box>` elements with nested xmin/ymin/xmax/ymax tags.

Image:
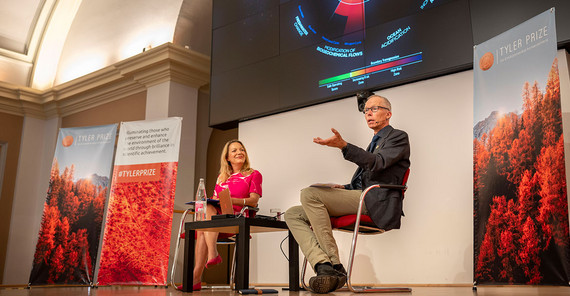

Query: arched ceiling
<box><xmin>0</xmin><ymin>0</ymin><xmax>45</xmax><ymax>55</ymax></box>
<box><xmin>0</xmin><ymin>0</ymin><xmax>211</xmax><ymax>90</ymax></box>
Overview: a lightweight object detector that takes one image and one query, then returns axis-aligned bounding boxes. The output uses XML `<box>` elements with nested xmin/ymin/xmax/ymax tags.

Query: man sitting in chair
<box><xmin>285</xmin><ymin>94</ymin><xmax>411</xmax><ymax>294</ymax></box>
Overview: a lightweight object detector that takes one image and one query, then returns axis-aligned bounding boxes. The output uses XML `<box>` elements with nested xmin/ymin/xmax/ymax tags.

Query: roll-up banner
<box><xmin>473</xmin><ymin>8</ymin><xmax>569</xmax><ymax>285</ymax></box>
<box><xmin>29</xmin><ymin>124</ymin><xmax>118</xmax><ymax>285</ymax></box>
<box><xmin>96</xmin><ymin>117</ymin><xmax>182</xmax><ymax>286</ymax></box>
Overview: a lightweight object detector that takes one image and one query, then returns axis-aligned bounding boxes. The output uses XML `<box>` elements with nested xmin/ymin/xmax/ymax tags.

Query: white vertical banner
<box><xmin>474</xmin><ymin>9</ymin><xmax>570</xmax><ymax>285</ymax></box>
<box><xmin>97</xmin><ymin>117</ymin><xmax>182</xmax><ymax>285</ymax></box>
<box><xmin>29</xmin><ymin>124</ymin><xmax>117</xmax><ymax>286</ymax></box>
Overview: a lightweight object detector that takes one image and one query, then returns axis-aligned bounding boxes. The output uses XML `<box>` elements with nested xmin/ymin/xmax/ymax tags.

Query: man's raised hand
<box><xmin>313</xmin><ymin>128</ymin><xmax>347</xmax><ymax>149</ymax></box>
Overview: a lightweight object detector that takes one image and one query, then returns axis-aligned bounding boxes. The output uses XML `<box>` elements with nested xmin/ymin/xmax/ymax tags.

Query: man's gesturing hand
<box><xmin>313</xmin><ymin>128</ymin><xmax>348</xmax><ymax>149</ymax></box>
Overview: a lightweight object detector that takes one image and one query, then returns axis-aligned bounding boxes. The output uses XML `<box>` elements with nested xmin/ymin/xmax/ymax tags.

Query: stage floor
<box><xmin>1</xmin><ymin>286</ymin><xmax>570</xmax><ymax>296</ymax></box>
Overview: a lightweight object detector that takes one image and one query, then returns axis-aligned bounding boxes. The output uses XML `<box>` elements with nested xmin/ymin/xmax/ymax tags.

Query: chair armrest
<box><xmin>364</xmin><ymin>183</ymin><xmax>407</xmax><ymax>191</ymax></box>
<box><xmin>357</xmin><ymin>183</ymin><xmax>407</xmax><ymax>217</ymax></box>
<box><xmin>243</xmin><ymin>205</ymin><xmax>259</xmax><ymax>212</ymax></box>
<box><xmin>238</xmin><ymin>205</ymin><xmax>259</xmax><ymax>217</ymax></box>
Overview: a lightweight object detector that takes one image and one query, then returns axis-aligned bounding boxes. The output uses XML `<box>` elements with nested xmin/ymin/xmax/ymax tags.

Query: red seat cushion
<box><xmin>330</xmin><ymin>215</ymin><xmax>383</xmax><ymax>234</ymax></box>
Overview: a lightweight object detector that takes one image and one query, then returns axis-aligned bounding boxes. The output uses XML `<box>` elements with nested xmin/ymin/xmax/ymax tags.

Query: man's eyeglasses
<box><xmin>363</xmin><ymin>106</ymin><xmax>390</xmax><ymax>114</ymax></box>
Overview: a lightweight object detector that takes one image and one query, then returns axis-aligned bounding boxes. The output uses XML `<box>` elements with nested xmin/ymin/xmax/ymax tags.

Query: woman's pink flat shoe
<box><xmin>176</xmin><ymin>283</ymin><xmax>201</xmax><ymax>291</ymax></box>
<box><xmin>205</xmin><ymin>255</ymin><xmax>222</xmax><ymax>268</ymax></box>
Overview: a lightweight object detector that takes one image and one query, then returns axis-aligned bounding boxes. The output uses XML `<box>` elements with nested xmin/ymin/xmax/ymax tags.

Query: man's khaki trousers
<box><xmin>284</xmin><ymin>186</ymin><xmax>368</xmax><ymax>269</ymax></box>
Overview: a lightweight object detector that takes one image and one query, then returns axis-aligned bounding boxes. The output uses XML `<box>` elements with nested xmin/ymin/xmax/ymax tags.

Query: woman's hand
<box><xmin>232</xmin><ymin>193</ymin><xmax>260</xmax><ymax>207</ymax></box>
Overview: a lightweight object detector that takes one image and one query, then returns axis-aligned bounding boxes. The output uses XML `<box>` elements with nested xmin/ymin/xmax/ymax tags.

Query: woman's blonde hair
<box><xmin>218</xmin><ymin>139</ymin><xmax>253</xmax><ymax>184</ymax></box>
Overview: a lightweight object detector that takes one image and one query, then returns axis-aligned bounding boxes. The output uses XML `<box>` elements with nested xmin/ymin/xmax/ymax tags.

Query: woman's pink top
<box><xmin>213</xmin><ymin>170</ymin><xmax>262</xmax><ymax>215</ymax></box>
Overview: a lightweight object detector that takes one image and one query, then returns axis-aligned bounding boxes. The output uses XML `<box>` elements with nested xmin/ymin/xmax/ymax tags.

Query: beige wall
<box><xmin>61</xmin><ymin>92</ymin><xmax>146</xmax><ymax>128</ymax></box>
<box><xmin>0</xmin><ymin>112</ymin><xmax>24</xmax><ymax>283</ymax></box>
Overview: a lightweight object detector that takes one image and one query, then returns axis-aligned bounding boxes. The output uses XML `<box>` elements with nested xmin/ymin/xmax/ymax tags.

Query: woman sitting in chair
<box><xmin>193</xmin><ymin>139</ymin><xmax>263</xmax><ymax>290</ymax></box>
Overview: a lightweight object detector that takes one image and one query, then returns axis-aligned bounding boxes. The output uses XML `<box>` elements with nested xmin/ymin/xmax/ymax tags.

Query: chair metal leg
<box><xmin>301</xmin><ymin>257</ymin><xmax>309</xmax><ymax>290</ymax></box>
<box><xmin>345</xmin><ymin>186</ymin><xmax>411</xmax><ymax>293</ymax></box>
<box><xmin>347</xmin><ymin>229</ymin><xmax>410</xmax><ymax>293</ymax></box>
<box><xmin>346</xmin><ymin>208</ymin><xmax>361</xmax><ymax>292</ymax></box>
<box><xmin>229</xmin><ymin>241</ymin><xmax>237</xmax><ymax>289</ymax></box>
<box><xmin>170</xmin><ymin>208</ymin><xmax>192</xmax><ymax>290</ymax></box>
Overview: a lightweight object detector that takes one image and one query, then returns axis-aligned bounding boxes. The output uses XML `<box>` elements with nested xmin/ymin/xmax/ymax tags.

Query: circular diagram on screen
<box><xmin>293</xmin><ymin>0</ymin><xmax>369</xmax><ymax>58</ymax></box>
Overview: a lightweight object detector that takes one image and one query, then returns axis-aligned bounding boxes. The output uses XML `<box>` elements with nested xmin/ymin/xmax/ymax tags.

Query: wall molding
<box><xmin>0</xmin><ymin>43</ymin><xmax>210</xmax><ymax>119</ymax></box>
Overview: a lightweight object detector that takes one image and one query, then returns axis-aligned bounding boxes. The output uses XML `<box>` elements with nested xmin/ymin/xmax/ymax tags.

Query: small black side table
<box><xmin>182</xmin><ymin>217</ymin><xmax>299</xmax><ymax>292</ymax></box>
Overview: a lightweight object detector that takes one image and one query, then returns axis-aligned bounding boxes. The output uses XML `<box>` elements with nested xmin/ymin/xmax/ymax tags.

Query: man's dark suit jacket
<box><xmin>342</xmin><ymin>125</ymin><xmax>411</xmax><ymax>231</ymax></box>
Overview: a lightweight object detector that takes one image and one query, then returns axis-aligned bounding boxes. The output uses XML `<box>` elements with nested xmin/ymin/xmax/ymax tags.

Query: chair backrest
<box><xmin>401</xmin><ymin>167</ymin><xmax>410</xmax><ymax>198</ymax></box>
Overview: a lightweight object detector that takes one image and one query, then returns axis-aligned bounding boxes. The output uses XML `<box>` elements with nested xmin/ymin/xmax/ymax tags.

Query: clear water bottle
<box><xmin>194</xmin><ymin>178</ymin><xmax>207</xmax><ymax>221</ymax></box>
